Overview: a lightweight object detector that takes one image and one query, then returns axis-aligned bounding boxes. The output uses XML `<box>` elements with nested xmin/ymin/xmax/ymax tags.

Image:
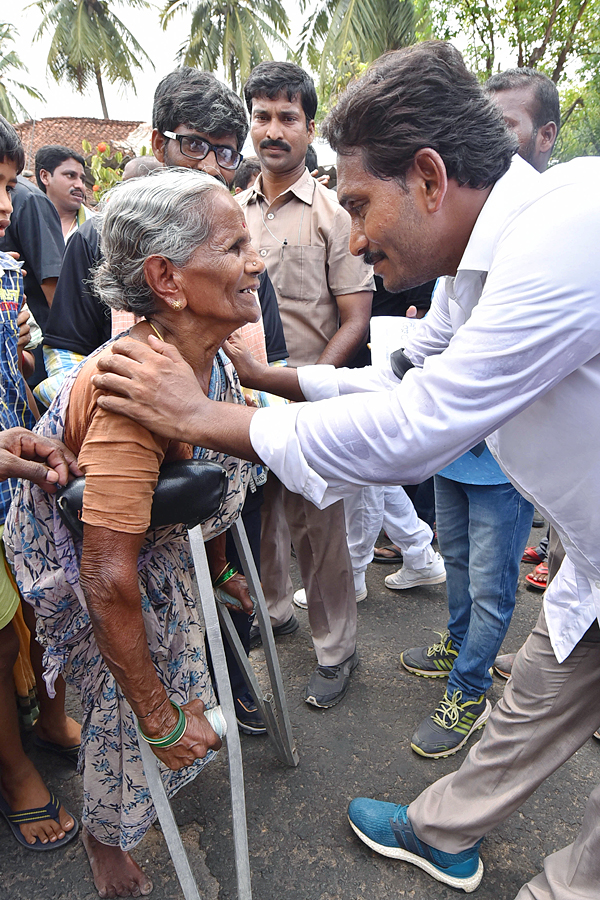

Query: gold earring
<box><xmin>171</xmin><ymin>300</ymin><xmax>183</xmax><ymax>310</ymax></box>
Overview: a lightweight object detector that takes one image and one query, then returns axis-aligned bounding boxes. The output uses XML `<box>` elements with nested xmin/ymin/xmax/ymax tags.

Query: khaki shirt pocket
<box><xmin>275</xmin><ymin>245</ymin><xmax>327</xmax><ymax>302</ymax></box>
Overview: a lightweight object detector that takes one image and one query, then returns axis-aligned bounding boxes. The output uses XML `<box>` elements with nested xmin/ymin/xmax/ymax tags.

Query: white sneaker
<box><xmin>293</xmin><ymin>588</ymin><xmax>308</xmax><ymax>609</ymax></box>
<box><xmin>293</xmin><ymin>587</ymin><xmax>367</xmax><ymax>608</ymax></box>
<box><xmin>385</xmin><ymin>552</ymin><xmax>446</xmax><ymax>591</ymax></box>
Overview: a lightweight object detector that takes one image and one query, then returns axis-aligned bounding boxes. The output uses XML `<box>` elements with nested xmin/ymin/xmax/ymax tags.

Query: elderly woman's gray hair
<box><xmin>93</xmin><ymin>167</ymin><xmax>228</xmax><ymax>316</ymax></box>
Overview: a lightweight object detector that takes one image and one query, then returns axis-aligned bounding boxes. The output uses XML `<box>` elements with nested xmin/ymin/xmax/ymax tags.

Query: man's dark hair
<box><xmin>35</xmin><ymin>145</ymin><xmax>85</xmax><ymax>192</ymax></box>
<box><xmin>232</xmin><ymin>156</ymin><xmax>261</xmax><ymax>192</ymax></box>
<box><xmin>0</xmin><ymin>116</ymin><xmax>24</xmax><ymax>173</ymax></box>
<box><xmin>305</xmin><ymin>144</ymin><xmax>318</xmax><ymax>171</ymax></box>
<box><xmin>486</xmin><ymin>68</ymin><xmax>561</xmax><ymax>133</ymax></box>
<box><xmin>322</xmin><ymin>41</ymin><xmax>518</xmax><ymax>189</ymax></box>
<box><xmin>153</xmin><ymin>68</ymin><xmax>248</xmax><ymax>151</ymax></box>
<box><xmin>244</xmin><ymin>61</ymin><xmax>318</xmax><ymax>127</ymax></box>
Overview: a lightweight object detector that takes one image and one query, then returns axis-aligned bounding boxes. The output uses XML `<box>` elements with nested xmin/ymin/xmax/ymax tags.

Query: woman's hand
<box><xmin>217</xmin><ymin>572</ymin><xmax>254</xmax><ymax>616</ymax></box>
<box><xmin>149</xmin><ymin>699</ymin><xmax>222</xmax><ymax>770</ymax></box>
<box><xmin>0</xmin><ymin>427</ymin><xmax>82</xmax><ymax>490</ymax></box>
<box><xmin>224</xmin><ymin>332</ymin><xmax>268</xmax><ymax>388</ymax></box>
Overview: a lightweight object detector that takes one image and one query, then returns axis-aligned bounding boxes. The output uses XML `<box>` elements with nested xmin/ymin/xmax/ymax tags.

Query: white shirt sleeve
<box><xmin>297</xmin><ymin>362</ymin><xmax>401</xmax><ymax>401</ymax></box>
<box><xmin>251</xmin><ymin>176</ymin><xmax>600</xmax><ymax>508</ymax></box>
<box><xmin>402</xmin><ymin>280</ymin><xmax>453</xmax><ymax>366</ymax></box>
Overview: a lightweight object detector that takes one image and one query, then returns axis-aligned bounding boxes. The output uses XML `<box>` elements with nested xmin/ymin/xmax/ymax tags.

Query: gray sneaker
<box><xmin>304</xmin><ymin>650</ymin><xmax>359</xmax><ymax>708</ymax></box>
<box><xmin>401</xmin><ymin>631</ymin><xmax>458</xmax><ymax>678</ymax></box>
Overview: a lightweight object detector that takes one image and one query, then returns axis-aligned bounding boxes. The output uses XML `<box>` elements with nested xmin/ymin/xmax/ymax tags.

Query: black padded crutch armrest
<box><xmin>55</xmin><ymin>459</ymin><xmax>229</xmax><ymax>540</ymax></box>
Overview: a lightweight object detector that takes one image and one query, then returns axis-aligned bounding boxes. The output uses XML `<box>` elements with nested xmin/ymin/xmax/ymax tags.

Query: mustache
<box><xmin>259</xmin><ymin>139</ymin><xmax>291</xmax><ymax>152</ymax></box>
<box><xmin>363</xmin><ymin>250</ymin><xmax>386</xmax><ymax>266</ymax></box>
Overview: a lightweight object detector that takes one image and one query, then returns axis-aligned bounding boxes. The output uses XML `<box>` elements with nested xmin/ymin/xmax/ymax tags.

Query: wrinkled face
<box><xmin>153</xmin><ymin>124</ymin><xmax>240</xmax><ymax>187</ymax></box>
<box><xmin>178</xmin><ymin>191</ymin><xmax>264</xmax><ymax>329</ymax></box>
<box><xmin>250</xmin><ymin>93</ymin><xmax>314</xmax><ymax>176</ymax></box>
<box><xmin>490</xmin><ymin>88</ymin><xmax>540</xmax><ymax>168</ymax></box>
<box><xmin>0</xmin><ymin>157</ymin><xmax>18</xmax><ymax>237</ymax></box>
<box><xmin>40</xmin><ymin>158</ymin><xmax>86</xmax><ymax>213</ymax></box>
<box><xmin>337</xmin><ymin>151</ymin><xmax>437</xmax><ymax>293</ymax></box>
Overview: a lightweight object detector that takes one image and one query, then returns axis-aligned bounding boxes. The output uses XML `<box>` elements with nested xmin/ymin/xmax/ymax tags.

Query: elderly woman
<box><xmin>4</xmin><ymin>168</ymin><xmax>264</xmax><ymax>898</ymax></box>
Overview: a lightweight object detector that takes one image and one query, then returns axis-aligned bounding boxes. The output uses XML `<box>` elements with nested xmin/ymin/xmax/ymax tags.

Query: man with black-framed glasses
<box><xmin>151</xmin><ymin>70</ymin><xmax>248</xmax><ymax>188</ymax></box>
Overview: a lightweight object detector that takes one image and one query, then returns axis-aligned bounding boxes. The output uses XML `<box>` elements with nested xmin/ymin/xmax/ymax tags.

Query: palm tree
<box><xmin>30</xmin><ymin>0</ymin><xmax>153</xmax><ymax>119</ymax></box>
<box><xmin>160</xmin><ymin>0</ymin><xmax>290</xmax><ymax>94</ymax></box>
<box><xmin>0</xmin><ymin>23</ymin><xmax>45</xmax><ymax>122</ymax></box>
<box><xmin>299</xmin><ymin>0</ymin><xmax>415</xmax><ymax>91</ymax></box>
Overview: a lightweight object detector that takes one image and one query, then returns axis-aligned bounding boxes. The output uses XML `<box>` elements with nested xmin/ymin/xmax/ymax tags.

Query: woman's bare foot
<box><xmin>0</xmin><ymin>759</ymin><xmax>75</xmax><ymax>845</ymax></box>
<box><xmin>82</xmin><ymin>827</ymin><xmax>153</xmax><ymax>898</ymax></box>
<box><xmin>34</xmin><ymin>713</ymin><xmax>81</xmax><ymax>749</ymax></box>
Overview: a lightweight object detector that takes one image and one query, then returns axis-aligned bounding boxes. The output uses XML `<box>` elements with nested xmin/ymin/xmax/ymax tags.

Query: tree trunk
<box><xmin>95</xmin><ymin>66</ymin><xmax>109</xmax><ymax>119</ymax></box>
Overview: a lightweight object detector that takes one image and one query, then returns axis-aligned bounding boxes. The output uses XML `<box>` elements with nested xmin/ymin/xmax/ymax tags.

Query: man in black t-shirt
<box><xmin>0</xmin><ymin>177</ymin><xmax>64</xmax><ymax>386</ymax></box>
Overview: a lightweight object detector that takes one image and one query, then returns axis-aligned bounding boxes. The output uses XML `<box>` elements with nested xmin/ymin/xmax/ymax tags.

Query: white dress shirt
<box><xmin>249</xmin><ymin>155</ymin><xmax>600</xmax><ymax>661</ymax></box>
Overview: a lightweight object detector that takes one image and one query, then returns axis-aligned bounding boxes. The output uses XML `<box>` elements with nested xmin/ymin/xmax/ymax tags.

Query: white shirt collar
<box><xmin>458</xmin><ymin>155</ymin><xmax>540</xmax><ymax>277</ymax></box>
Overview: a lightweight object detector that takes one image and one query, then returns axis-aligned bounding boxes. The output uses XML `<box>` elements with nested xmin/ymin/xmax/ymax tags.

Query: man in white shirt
<box><xmin>92</xmin><ymin>41</ymin><xmax>600</xmax><ymax>900</ymax></box>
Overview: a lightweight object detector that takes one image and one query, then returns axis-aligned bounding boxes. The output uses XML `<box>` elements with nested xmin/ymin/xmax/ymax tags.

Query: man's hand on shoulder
<box><xmin>92</xmin><ymin>336</ymin><xmax>209</xmax><ymax>443</ymax></box>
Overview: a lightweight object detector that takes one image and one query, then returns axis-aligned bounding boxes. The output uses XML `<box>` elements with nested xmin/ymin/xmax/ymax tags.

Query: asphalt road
<box><xmin>2</xmin><ymin>523</ymin><xmax>598</xmax><ymax>900</ymax></box>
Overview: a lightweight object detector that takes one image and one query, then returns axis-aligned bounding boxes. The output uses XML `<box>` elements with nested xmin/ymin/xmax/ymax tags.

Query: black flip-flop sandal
<box><xmin>372</xmin><ymin>545</ymin><xmax>403</xmax><ymax>564</ymax></box>
<box><xmin>0</xmin><ymin>790</ymin><xmax>79</xmax><ymax>851</ymax></box>
<box><xmin>32</xmin><ymin>735</ymin><xmax>80</xmax><ymax>767</ymax></box>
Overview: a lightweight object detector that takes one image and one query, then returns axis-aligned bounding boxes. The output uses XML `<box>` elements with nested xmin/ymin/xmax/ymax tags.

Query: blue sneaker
<box><xmin>348</xmin><ymin>798</ymin><xmax>483</xmax><ymax>892</ymax></box>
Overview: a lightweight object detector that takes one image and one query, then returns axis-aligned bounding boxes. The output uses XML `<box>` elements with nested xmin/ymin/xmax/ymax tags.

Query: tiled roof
<box><xmin>14</xmin><ymin>116</ymin><xmax>148</xmax><ymax>170</ymax></box>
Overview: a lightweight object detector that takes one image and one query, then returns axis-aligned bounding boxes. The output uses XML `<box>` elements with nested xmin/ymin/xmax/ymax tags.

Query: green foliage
<box><xmin>82</xmin><ymin>138</ymin><xmax>123</xmax><ymax>197</ymax></box>
<box><xmin>160</xmin><ymin>0</ymin><xmax>290</xmax><ymax>94</ymax></box>
<box><xmin>315</xmin><ymin>42</ymin><xmax>367</xmax><ymax>123</ymax></box>
<box><xmin>422</xmin><ymin>0</ymin><xmax>600</xmax><ymax>83</ymax></box>
<box><xmin>422</xmin><ymin>1</ymin><xmax>600</xmax><ymax>160</ymax></box>
<box><xmin>0</xmin><ymin>22</ymin><xmax>45</xmax><ymax>122</ymax></box>
<box><xmin>555</xmin><ymin>78</ymin><xmax>600</xmax><ymax>160</ymax></box>
<box><xmin>30</xmin><ymin>0</ymin><xmax>154</xmax><ymax>118</ymax></box>
<box><xmin>299</xmin><ymin>0</ymin><xmax>415</xmax><ymax>100</ymax></box>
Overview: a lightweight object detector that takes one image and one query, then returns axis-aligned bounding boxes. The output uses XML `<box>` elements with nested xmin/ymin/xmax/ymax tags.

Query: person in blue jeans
<box><xmin>400</xmin><ymin>445</ymin><xmax>533</xmax><ymax>757</ymax></box>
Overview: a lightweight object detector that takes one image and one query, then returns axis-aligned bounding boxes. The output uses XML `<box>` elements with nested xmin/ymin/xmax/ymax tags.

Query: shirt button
<box><xmin>595</xmin><ymin>581</ymin><xmax>600</xmax><ymax>589</ymax></box>
<box><xmin>260</xmin><ymin>249</ymin><xmax>267</xmax><ymax>257</ymax></box>
<box><xmin>267</xmin><ymin>213</ymin><xmax>274</xmax><ymax>219</ymax></box>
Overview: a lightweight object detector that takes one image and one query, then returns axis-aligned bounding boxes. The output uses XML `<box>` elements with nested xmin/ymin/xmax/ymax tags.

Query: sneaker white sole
<box><xmin>385</xmin><ymin>572</ymin><xmax>447</xmax><ymax>590</ymax></box>
<box><xmin>348</xmin><ymin>817</ymin><xmax>484</xmax><ymax>892</ymax></box>
<box><xmin>411</xmin><ymin>700</ymin><xmax>492</xmax><ymax>759</ymax></box>
<box><xmin>295</xmin><ymin>589</ymin><xmax>367</xmax><ymax>607</ymax></box>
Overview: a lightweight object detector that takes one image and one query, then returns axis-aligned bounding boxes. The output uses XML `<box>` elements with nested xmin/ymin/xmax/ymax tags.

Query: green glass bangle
<box><xmin>138</xmin><ymin>701</ymin><xmax>186</xmax><ymax>748</ymax></box>
<box><xmin>213</xmin><ymin>564</ymin><xmax>238</xmax><ymax>588</ymax></box>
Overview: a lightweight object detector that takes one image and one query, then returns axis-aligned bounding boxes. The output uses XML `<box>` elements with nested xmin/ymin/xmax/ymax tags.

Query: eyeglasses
<box><xmin>162</xmin><ymin>131</ymin><xmax>243</xmax><ymax>170</ymax></box>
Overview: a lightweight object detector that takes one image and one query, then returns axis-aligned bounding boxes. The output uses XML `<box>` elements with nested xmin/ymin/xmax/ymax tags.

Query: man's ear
<box><xmin>538</xmin><ymin>121</ymin><xmax>557</xmax><ymax>153</ymax></box>
<box><xmin>143</xmin><ymin>255</ymin><xmax>187</xmax><ymax>309</ymax></box>
<box><xmin>39</xmin><ymin>168</ymin><xmax>51</xmax><ymax>188</ymax></box>
<box><xmin>411</xmin><ymin>148</ymin><xmax>448</xmax><ymax>213</ymax></box>
<box><xmin>151</xmin><ymin>129</ymin><xmax>167</xmax><ymax>164</ymax></box>
<box><xmin>307</xmin><ymin>119</ymin><xmax>316</xmax><ymax>144</ymax></box>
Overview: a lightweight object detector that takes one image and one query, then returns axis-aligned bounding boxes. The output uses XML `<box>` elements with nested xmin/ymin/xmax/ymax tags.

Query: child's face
<box><xmin>0</xmin><ymin>157</ymin><xmax>19</xmax><ymax>238</ymax></box>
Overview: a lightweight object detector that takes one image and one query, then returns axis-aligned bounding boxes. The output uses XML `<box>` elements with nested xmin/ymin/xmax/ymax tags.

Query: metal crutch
<box><xmin>215</xmin><ymin>519</ymin><xmax>298</xmax><ymax>767</ymax></box>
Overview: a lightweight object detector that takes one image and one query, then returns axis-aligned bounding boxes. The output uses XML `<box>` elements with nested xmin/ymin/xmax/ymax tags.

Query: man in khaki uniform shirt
<box><xmin>238</xmin><ymin>61</ymin><xmax>373</xmax><ymax>708</ymax></box>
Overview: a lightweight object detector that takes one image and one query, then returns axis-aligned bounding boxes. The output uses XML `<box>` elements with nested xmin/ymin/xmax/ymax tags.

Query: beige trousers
<box><xmin>409</xmin><ymin>608</ymin><xmax>600</xmax><ymax>899</ymax></box>
<box><xmin>260</xmin><ymin>473</ymin><xmax>356</xmax><ymax>666</ymax></box>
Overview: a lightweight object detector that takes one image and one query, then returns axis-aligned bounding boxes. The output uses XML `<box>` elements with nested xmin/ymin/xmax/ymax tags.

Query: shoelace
<box><xmin>431</xmin><ymin>690</ymin><xmax>464</xmax><ymax>729</ymax></box>
<box><xmin>392</xmin><ymin>804</ymin><xmax>410</xmax><ymax>826</ymax></box>
<box><xmin>316</xmin><ymin>664</ymin><xmax>341</xmax><ymax>679</ymax></box>
<box><xmin>426</xmin><ymin>630</ymin><xmax>451</xmax><ymax>658</ymax></box>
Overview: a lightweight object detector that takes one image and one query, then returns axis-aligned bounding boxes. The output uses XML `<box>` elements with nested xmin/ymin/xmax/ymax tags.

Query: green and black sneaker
<box><xmin>400</xmin><ymin>631</ymin><xmax>458</xmax><ymax>677</ymax></box>
<box><xmin>411</xmin><ymin>690</ymin><xmax>492</xmax><ymax>759</ymax></box>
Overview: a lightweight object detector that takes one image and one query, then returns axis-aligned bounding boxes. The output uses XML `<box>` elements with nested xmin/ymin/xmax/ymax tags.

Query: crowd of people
<box><xmin>0</xmin><ymin>38</ymin><xmax>598</xmax><ymax>900</ymax></box>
